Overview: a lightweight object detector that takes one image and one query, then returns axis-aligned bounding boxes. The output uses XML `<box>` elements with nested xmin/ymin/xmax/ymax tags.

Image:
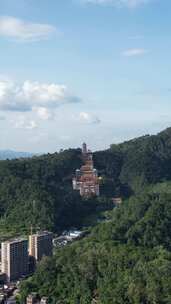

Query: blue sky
<box><xmin>0</xmin><ymin>0</ymin><xmax>171</xmax><ymax>152</ymax></box>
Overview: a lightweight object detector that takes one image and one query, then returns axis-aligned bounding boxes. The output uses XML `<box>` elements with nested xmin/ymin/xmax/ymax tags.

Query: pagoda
<box><xmin>72</xmin><ymin>143</ymin><xmax>100</xmax><ymax>198</ymax></box>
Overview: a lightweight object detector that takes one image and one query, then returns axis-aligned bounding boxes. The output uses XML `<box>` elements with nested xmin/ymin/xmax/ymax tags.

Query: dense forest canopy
<box><xmin>1</xmin><ymin>127</ymin><xmax>171</xmax><ymax>236</ymax></box>
<box><xmin>21</xmin><ymin>183</ymin><xmax>171</xmax><ymax>303</ymax></box>
<box><xmin>94</xmin><ymin>127</ymin><xmax>171</xmax><ymax>194</ymax></box>
<box><xmin>0</xmin><ymin>148</ymin><xmax>113</xmax><ymax>238</ymax></box>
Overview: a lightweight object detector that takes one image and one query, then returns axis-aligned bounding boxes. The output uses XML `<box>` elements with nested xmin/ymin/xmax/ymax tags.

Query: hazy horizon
<box><xmin>0</xmin><ymin>125</ymin><xmax>169</xmax><ymax>155</ymax></box>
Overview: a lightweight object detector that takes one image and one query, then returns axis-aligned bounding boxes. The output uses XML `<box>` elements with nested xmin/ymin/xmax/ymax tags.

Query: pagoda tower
<box><xmin>72</xmin><ymin>144</ymin><xmax>100</xmax><ymax>198</ymax></box>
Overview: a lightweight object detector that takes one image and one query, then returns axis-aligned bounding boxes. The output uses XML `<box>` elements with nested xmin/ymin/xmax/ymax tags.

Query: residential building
<box><xmin>1</xmin><ymin>238</ymin><xmax>28</xmax><ymax>282</ymax></box>
<box><xmin>0</xmin><ymin>273</ymin><xmax>6</xmax><ymax>285</ymax></box>
<box><xmin>29</xmin><ymin>231</ymin><xmax>53</xmax><ymax>262</ymax></box>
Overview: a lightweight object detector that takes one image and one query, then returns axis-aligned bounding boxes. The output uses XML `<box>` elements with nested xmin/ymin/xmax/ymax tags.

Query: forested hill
<box><xmin>1</xmin><ymin>127</ymin><xmax>171</xmax><ymax>236</ymax></box>
<box><xmin>94</xmin><ymin>127</ymin><xmax>171</xmax><ymax>195</ymax></box>
<box><xmin>0</xmin><ymin>148</ymin><xmax>113</xmax><ymax>237</ymax></box>
<box><xmin>0</xmin><ymin>148</ymin><xmax>84</xmax><ymax>236</ymax></box>
<box><xmin>21</xmin><ymin>183</ymin><xmax>171</xmax><ymax>303</ymax></box>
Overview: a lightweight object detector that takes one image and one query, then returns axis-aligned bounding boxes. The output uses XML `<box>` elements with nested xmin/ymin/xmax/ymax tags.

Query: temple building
<box><xmin>72</xmin><ymin>143</ymin><xmax>100</xmax><ymax>198</ymax></box>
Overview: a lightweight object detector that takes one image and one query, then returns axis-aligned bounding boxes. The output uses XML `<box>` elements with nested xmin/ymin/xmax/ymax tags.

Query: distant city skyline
<box><xmin>0</xmin><ymin>0</ymin><xmax>171</xmax><ymax>152</ymax></box>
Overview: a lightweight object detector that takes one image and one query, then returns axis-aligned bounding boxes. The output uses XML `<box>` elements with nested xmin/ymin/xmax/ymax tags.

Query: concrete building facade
<box><xmin>29</xmin><ymin>231</ymin><xmax>53</xmax><ymax>262</ymax></box>
<box><xmin>1</xmin><ymin>238</ymin><xmax>28</xmax><ymax>282</ymax></box>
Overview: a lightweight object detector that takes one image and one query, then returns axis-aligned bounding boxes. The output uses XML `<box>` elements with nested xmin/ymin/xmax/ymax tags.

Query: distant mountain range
<box><xmin>0</xmin><ymin>150</ymin><xmax>35</xmax><ymax>160</ymax></box>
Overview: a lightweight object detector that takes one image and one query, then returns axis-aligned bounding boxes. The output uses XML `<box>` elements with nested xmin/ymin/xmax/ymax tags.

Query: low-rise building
<box><xmin>112</xmin><ymin>197</ymin><xmax>122</xmax><ymax>206</ymax></box>
<box><xmin>26</xmin><ymin>294</ymin><xmax>48</xmax><ymax>304</ymax></box>
<box><xmin>26</xmin><ymin>293</ymin><xmax>39</xmax><ymax>304</ymax></box>
<box><xmin>0</xmin><ymin>294</ymin><xmax>5</xmax><ymax>304</ymax></box>
<box><xmin>40</xmin><ymin>297</ymin><xmax>48</xmax><ymax>304</ymax></box>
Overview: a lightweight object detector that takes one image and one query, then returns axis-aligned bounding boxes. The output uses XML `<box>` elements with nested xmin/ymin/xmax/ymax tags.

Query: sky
<box><xmin>0</xmin><ymin>0</ymin><xmax>171</xmax><ymax>153</ymax></box>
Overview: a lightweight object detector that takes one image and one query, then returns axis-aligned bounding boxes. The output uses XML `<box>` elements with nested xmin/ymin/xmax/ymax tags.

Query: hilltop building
<box><xmin>72</xmin><ymin>143</ymin><xmax>100</xmax><ymax>198</ymax></box>
<box><xmin>1</xmin><ymin>238</ymin><xmax>28</xmax><ymax>282</ymax></box>
<box><xmin>29</xmin><ymin>231</ymin><xmax>53</xmax><ymax>262</ymax></box>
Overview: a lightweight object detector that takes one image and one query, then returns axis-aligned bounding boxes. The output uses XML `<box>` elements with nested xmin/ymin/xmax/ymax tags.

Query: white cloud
<box><xmin>81</xmin><ymin>0</ymin><xmax>150</xmax><ymax>8</ymax></box>
<box><xmin>0</xmin><ymin>80</ymin><xmax>81</xmax><ymax>112</ymax></box>
<box><xmin>14</xmin><ymin>117</ymin><xmax>37</xmax><ymax>130</ymax></box>
<box><xmin>0</xmin><ymin>16</ymin><xmax>57</xmax><ymax>42</ymax></box>
<box><xmin>78</xmin><ymin>112</ymin><xmax>101</xmax><ymax>124</ymax></box>
<box><xmin>34</xmin><ymin>107</ymin><xmax>54</xmax><ymax>121</ymax></box>
<box><xmin>122</xmin><ymin>48</ymin><xmax>148</xmax><ymax>57</ymax></box>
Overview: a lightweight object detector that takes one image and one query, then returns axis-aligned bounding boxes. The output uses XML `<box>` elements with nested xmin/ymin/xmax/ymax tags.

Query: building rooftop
<box><xmin>30</xmin><ymin>231</ymin><xmax>53</xmax><ymax>237</ymax></box>
<box><xmin>2</xmin><ymin>238</ymin><xmax>27</xmax><ymax>244</ymax></box>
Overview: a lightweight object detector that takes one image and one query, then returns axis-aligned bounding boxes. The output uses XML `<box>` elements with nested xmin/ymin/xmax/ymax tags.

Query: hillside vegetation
<box><xmin>21</xmin><ymin>183</ymin><xmax>171</xmax><ymax>303</ymax></box>
<box><xmin>1</xmin><ymin>128</ymin><xmax>171</xmax><ymax>237</ymax></box>
<box><xmin>0</xmin><ymin>149</ymin><xmax>112</xmax><ymax>238</ymax></box>
<box><xmin>94</xmin><ymin>127</ymin><xmax>171</xmax><ymax>195</ymax></box>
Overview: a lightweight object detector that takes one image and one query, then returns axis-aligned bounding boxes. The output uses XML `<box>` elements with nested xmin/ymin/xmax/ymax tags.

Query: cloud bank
<box><xmin>34</xmin><ymin>107</ymin><xmax>54</xmax><ymax>121</ymax></box>
<box><xmin>78</xmin><ymin>112</ymin><xmax>101</xmax><ymax>124</ymax></box>
<box><xmin>14</xmin><ymin>117</ymin><xmax>38</xmax><ymax>130</ymax></box>
<box><xmin>0</xmin><ymin>16</ymin><xmax>57</xmax><ymax>41</ymax></box>
<box><xmin>0</xmin><ymin>80</ymin><xmax>81</xmax><ymax>113</ymax></box>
